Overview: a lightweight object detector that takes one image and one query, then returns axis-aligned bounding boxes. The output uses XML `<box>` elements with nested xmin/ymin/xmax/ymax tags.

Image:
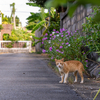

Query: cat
<box><xmin>55</xmin><ymin>58</ymin><xmax>85</xmax><ymax>83</ymax></box>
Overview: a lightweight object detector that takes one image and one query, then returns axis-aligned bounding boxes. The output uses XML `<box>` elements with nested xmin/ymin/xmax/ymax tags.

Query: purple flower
<box><xmin>42</xmin><ymin>42</ymin><xmax>44</xmax><ymax>44</ymax></box>
<box><xmin>50</xmin><ymin>38</ymin><xmax>51</xmax><ymax>40</ymax></box>
<box><xmin>51</xmin><ymin>57</ymin><xmax>53</xmax><ymax>59</ymax></box>
<box><xmin>85</xmin><ymin>60</ymin><xmax>88</xmax><ymax>62</ymax></box>
<box><xmin>75</xmin><ymin>30</ymin><xmax>77</xmax><ymax>32</ymax></box>
<box><xmin>67</xmin><ymin>31</ymin><xmax>70</xmax><ymax>35</ymax></box>
<box><xmin>86</xmin><ymin>65</ymin><xmax>88</xmax><ymax>67</ymax></box>
<box><xmin>59</xmin><ymin>39</ymin><xmax>61</xmax><ymax>41</ymax></box>
<box><xmin>66</xmin><ymin>42</ymin><xmax>69</xmax><ymax>45</ymax></box>
<box><xmin>49</xmin><ymin>47</ymin><xmax>52</xmax><ymax>51</ymax></box>
<box><xmin>42</xmin><ymin>49</ymin><xmax>46</xmax><ymax>53</ymax></box>
<box><xmin>50</xmin><ymin>34</ymin><xmax>52</xmax><ymax>36</ymax></box>
<box><xmin>62</xmin><ymin>28</ymin><xmax>65</xmax><ymax>31</ymax></box>
<box><xmin>54</xmin><ymin>35</ymin><xmax>56</xmax><ymax>38</ymax></box>
<box><xmin>45</xmin><ymin>33</ymin><xmax>48</xmax><ymax>36</ymax></box>
<box><xmin>62</xmin><ymin>43</ymin><xmax>64</xmax><ymax>45</ymax></box>
<box><xmin>61</xmin><ymin>52</ymin><xmax>64</xmax><ymax>54</ymax></box>
<box><xmin>61</xmin><ymin>35</ymin><xmax>63</xmax><ymax>37</ymax></box>
<box><xmin>70</xmin><ymin>32</ymin><xmax>73</xmax><ymax>36</ymax></box>
<box><xmin>66</xmin><ymin>35</ymin><xmax>68</xmax><ymax>37</ymax></box>
<box><xmin>59</xmin><ymin>46</ymin><xmax>63</xmax><ymax>49</ymax></box>
<box><xmin>60</xmin><ymin>29</ymin><xmax>62</xmax><ymax>33</ymax></box>
<box><xmin>83</xmin><ymin>52</ymin><xmax>85</xmax><ymax>55</ymax></box>
<box><xmin>56</xmin><ymin>31</ymin><xmax>59</xmax><ymax>33</ymax></box>
<box><xmin>42</xmin><ymin>38</ymin><xmax>45</xmax><ymax>41</ymax></box>
<box><xmin>45</xmin><ymin>37</ymin><xmax>47</xmax><ymax>40</ymax></box>
<box><xmin>56</xmin><ymin>49</ymin><xmax>59</xmax><ymax>52</ymax></box>
<box><xmin>58</xmin><ymin>51</ymin><xmax>61</xmax><ymax>53</ymax></box>
<box><xmin>53</xmin><ymin>29</ymin><xmax>56</xmax><ymax>31</ymax></box>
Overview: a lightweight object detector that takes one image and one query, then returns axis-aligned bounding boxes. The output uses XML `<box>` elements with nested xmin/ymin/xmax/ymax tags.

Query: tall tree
<box><xmin>10</xmin><ymin>3</ymin><xmax>16</xmax><ymax>29</ymax></box>
<box><xmin>28</xmin><ymin>0</ymin><xmax>47</xmax><ymax>7</ymax></box>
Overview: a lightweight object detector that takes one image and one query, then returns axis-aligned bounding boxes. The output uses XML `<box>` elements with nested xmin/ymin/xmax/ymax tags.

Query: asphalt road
<box><xmin>0</xmin><ymin>53</ymin><xmax>84</xmax><ymax>100</ymax></box>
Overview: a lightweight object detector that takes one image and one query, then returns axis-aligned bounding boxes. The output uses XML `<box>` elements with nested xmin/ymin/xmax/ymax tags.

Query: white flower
<box><xmin>56</xmin><ymin>34</ymin><xmax>59</xmax><ymax>37</ymax></box>
<box><xmin>48</xmin><ymin>40</ymin><xmax>51</xmax><ymax>43</ymax></box>
<box><xmin>68</xmin><ymin>44</ymin><xmax>70</xmax><ymax>46</ymax></box>
<box><xmin>52</xmin><ymin>32</ymin><xmax>55</xmax><ymax>35</ymax></box>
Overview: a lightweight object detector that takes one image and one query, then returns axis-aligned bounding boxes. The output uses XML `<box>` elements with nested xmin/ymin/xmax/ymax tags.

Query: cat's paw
<box><xmin>59</xmin><ymin>81</ymin><xmax>63</xmax><ymax>83</ymax></box>
<box><xmin>64</xmin><ymin>81</ymin><xmax>67</xmax><ymax>83</ymax></box>
<box><xmin>74</xmin><ymin>80</ymin><xmax>77</xmax><ymax>83</ymax></box>
<box><xmin>80</xmin><ymin>81</ymin><xmax>84</xmax><ymax>83</ymax></box>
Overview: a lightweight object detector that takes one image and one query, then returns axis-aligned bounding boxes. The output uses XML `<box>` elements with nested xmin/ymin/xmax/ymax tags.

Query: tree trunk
<box><xmin>13</xmin><ymin>14</ymin><xmax>16</xmax><ymax>29</ymax></box>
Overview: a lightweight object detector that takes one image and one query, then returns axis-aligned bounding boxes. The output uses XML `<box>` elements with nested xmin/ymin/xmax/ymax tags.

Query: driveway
<box><xmin>0</xmin><ymin>53</ymin><xmax>84</xmax><ymax>100</ymax></box>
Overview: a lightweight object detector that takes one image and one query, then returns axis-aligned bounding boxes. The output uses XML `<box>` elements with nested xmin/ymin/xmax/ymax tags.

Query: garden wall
<box><xmin>35</xmin><ymin>28</ymin><xmax>45</xmax><ymax>52</ymax></box>
<box><xmin>0</xmin><ymin>41</ymin><xmax>32</xmax><ymax>53</ymax></box>
<box><xmin>60</xmin><ymin>6</ymin><xmax>93</xmax><ymax>35</ymax></box>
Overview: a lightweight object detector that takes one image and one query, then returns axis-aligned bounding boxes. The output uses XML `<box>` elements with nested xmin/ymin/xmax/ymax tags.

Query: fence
<box><xmin>0</xmin><ymin>41</ymin><xmax>32</xmax><ymax>53</ymax></box>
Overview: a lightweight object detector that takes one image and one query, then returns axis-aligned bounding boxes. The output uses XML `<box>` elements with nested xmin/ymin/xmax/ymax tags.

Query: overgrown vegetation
<box><xmin>82</xmin><ymin>6</ymin><xmax>100</xmax><ymax>52</ymax></box>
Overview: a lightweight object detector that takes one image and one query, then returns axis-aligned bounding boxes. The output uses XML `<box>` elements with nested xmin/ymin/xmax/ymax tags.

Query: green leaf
<box><xmin>26</xmin><ymin>3</ymin><xmax>40</xmax><ymax>7</ymax></box>
<box><xmin>45</xmin><ymin>0</ymin><xmax>68</xmax><ymax>8</ymax></box>
<box><xmin>92</xmin><ymin>12</ymin><xmax>100</xmax><ymax>23</ymax></box>
<box><xmin>31</xmin><ymin>20</ymin><xmax>46</xmax><ymax>33</ymax></box>
<box><xmin>68</xmin><ymin>3</ymin><xmax>79</xmax><ymax>17</ymax></box>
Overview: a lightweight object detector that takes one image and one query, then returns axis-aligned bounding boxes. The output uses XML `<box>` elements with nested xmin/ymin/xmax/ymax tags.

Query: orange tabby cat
<box><xmin>55</xmin><ymin>58</ymin><xmax>84</xmax><ymax>83</ymax></box>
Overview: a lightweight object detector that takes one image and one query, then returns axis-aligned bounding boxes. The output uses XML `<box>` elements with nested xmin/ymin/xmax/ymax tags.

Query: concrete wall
<box><xmin>35</xmin><ymin>28</ymin><xmax>45</xmax><ymax>52</ymax></box>
<box><xmin>0</xmin><ymin>41</ymin><xmax>32</xmax><ymax>53</ymax></box>
<box><xmin>60</xmin><ymin>6</ymin><xmax>93</xmax><ymax>35</ymax></box>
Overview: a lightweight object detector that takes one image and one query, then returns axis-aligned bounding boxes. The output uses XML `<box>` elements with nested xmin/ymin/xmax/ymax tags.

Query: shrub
<box><xmin>82</xmin><ymin>6</ymin><xmax>100</xmax><ymax>52</ymax></box>
<box><xmin>42</xmin><ymin>28</ymin><xmax>88</xmax><ymax>69</ymax></box>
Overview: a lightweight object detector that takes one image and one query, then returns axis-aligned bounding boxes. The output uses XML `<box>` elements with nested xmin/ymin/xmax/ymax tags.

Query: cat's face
<box><xmin>55</xmin><ymin>58</ymin><xmax>64</xmax><ymax>69</ymax></box>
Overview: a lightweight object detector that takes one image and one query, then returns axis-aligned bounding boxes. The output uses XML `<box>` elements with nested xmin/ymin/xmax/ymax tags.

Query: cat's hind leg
<box><xmin>78</xmin><ymin>71</ymin><xmax>84</xmax><ymax>83</ymax></box>
<box><xmin>73</xmin><ymin>71</ymin><xmax>78</xmax><ymax>83</ymax></box>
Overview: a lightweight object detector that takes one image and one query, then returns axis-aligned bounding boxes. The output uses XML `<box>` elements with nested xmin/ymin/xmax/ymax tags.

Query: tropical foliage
<box><xmin>28</xmin><ymin>0</ymin><xmax>47</xmax><ymax>7</ymax></box>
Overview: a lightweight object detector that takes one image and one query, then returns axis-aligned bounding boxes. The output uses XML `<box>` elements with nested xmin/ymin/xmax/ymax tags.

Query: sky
<box><xmin>0</xmin><ymin>0</ymin><xmax>44</xmax><ymax>27</ymax></box>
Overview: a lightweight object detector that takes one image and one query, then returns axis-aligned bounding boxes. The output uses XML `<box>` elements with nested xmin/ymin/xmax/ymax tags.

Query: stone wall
<box><xmin>60</xmin><ymin>6</ymin><xmax>93</xmax><ymax>35</ymax></box>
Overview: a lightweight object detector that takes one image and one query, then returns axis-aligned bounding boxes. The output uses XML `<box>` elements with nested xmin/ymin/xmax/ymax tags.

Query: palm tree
<box><xmin>10</xmin><ymin>3</ymin><xmax>16</xmax><ymax>29</ymax></box>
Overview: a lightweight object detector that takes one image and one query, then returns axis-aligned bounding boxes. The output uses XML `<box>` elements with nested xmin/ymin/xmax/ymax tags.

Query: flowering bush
<box><xmin>42</xmin><ymin>28</ymin><xmax>88</xmax><ymax>69</ymax></box>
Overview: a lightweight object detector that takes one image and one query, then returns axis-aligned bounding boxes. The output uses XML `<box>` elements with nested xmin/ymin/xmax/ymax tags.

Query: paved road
<box><xmin>0</xmin><ymin>53</ymin><xmax>84</xmax><ymax>100</ymax></box>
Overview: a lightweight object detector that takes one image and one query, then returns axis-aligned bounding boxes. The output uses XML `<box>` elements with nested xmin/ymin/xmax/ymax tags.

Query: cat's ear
<box><xmin>55</xmin><ymin>59</ymin><xmax>57</xmax><ymax>62</ymax></box>
<box><xmin>61</xmin><ymin>58</ymin><xmax>64</xmax><ymax>61</ymax></box>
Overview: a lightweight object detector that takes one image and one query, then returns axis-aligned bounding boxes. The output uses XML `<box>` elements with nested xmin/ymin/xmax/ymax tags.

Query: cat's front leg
<box><xmin>59</xmin><ymin>73</ymin><xmax>64</xmax><ymax>83</ymax></box>
<box><xmin>64</xmin><ymin>73</ymin><xmax>69</xmax><ymax>83</ymax></box>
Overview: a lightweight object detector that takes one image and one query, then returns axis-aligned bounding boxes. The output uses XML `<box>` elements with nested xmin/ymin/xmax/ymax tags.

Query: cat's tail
<box><xmin>82</xmin><ymin>67</ymin><xmax>91</xmax><ymax>77</ymax></box>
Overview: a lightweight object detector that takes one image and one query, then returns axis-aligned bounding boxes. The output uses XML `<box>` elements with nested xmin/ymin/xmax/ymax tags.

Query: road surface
<box><xmin>0</xmin><ymin>53</ymin><xmax>84</xmax><ymax>100</ymax></box>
